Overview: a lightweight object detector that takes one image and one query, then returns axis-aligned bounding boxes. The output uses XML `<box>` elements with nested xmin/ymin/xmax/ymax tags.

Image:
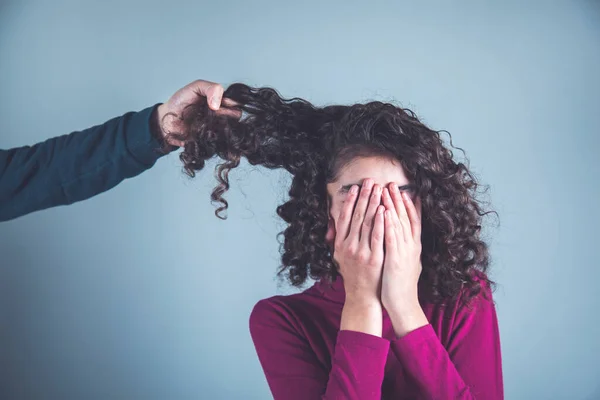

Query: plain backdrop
<box><xmin>1</xmin><ymin>1</ymin><xmax>599</xmax><ymax>399</ymax></box>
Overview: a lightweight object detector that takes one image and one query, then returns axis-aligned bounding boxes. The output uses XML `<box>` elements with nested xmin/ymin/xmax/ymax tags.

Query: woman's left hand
<box><xmin>380</xmin><ymin>184</ymin><xmax>429</xmax><ymax>338</ymax></box>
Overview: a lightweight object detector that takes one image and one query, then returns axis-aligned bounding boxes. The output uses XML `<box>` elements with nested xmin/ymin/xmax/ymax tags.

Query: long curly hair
<box><xmin>164</xmin><ymin>83</ymin><xmax>497</xmax><ymax>304</ymax></box>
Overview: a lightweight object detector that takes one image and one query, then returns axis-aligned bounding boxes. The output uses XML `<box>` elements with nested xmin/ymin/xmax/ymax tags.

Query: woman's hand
<box><xmin>154</xmin><ymin>79</ymin><xmax>241</xmax><ymax>147</ymax></box>
<box><xmin>380</xmin><ymin>184</ymin><xmax>429</xmax><ymax>338</ymax></box>
<box><xmin>334</xmin><ymin>178</ymin><xmax>386</xmax><ymax>336</ymax></box>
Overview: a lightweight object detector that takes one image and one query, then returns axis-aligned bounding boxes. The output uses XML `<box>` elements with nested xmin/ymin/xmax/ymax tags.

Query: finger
<box><xmin>384</xmin><ymin>208</ymin><xmax>399</xmax><ymax>259</ymax></box>
<box><xmin>189</xmin><ymin>79</ymin><xmax>219</xmax><ymax>98</ymax></box>
<box><xmin>163</xmin><ymin>135</ymin><xmax>185</xmax><ymax>148</ymax></box>
<box><xmin>349</xmin><ymin>179</ymin><xmax>375</xmax><ymax>245</ymax></box>
<box><xmin>360</xmin><ymin>184</ymin><xmax>382</xmax><ymax>250</ymax></box>
<box><xmin>335</xmin><ymin>185</ymin><xmax>359</xmax><ymax>245</ymax></box>
<box><xmin>389</xmin><ymin>184</ymin><xmax>411</xmax><ymax>243</ymax></box>
<box><xmin>207</xmin><ymin>84</ymin><xmax>225</xmax><ymax>110</ymax></box>
<box><xmin>221</xmin><ymin>97</ymin><xmax>240</xmax><ymax>107</ymax></box>
<box><xmin>215</xmin><ymin>107</ymin><xmax>243</xmax><ymax>120</ymax></box>
<box><xmin>371</xmin><ymin>205</ymin><xmax>385</xmax><ymax>260</ymax></box>
<box><xmin>402</xmin><ymin>191</ymin><xmax>421</xmax><ymax>241</ymax></box>
<box><xmin>381</xmin><ymin>188</ymin><xmax>403</xmax><ymax>241</ymax></box>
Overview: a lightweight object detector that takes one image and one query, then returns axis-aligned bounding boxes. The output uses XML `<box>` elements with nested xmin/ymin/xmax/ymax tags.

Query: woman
<box><xmin>168</xmin><ymin>84</ymin><xmax>503</xmax><ymax>399</ymax></box>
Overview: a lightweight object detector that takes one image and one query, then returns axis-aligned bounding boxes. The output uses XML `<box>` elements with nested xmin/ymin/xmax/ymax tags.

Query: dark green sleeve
<box><xmin>0</xmin><ymin>103</ymin><xmax>176</xmax><ymax>222</ymax></box>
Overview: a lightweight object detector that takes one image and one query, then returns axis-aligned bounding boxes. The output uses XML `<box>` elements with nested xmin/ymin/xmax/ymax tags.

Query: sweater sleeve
<box><xmin>390</xmin><ymin>284</ymin><xmax>504</xmax><ymax>399</ymax></box>
<box><xmin>0</xmin><ymin>104</ymin><xmax>174</xmax><ymax>222</ymax></box>
<box><xmin>249</xmin><ymin>299</ymin><xmax>390</xmax><ymax>400</ymax></box>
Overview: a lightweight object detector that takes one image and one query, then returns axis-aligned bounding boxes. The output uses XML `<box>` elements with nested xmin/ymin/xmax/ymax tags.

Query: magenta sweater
<box><xmin>249</xmin><ymin>275</ymin><xmax>503</xmax><ymax>399</ymax></box>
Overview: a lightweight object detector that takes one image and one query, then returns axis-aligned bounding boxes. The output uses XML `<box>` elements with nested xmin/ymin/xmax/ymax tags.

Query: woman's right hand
<box><xmin>333</xmin><ymin>178</ymin><xmax>385</xmax><ymax>336</ymax></box>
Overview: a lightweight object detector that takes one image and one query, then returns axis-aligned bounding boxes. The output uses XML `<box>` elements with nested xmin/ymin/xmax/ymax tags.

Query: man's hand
<box><xmin>154</xmin><ymin>79</ymin><xmax>241</xmax><ymax>147</ymax></box>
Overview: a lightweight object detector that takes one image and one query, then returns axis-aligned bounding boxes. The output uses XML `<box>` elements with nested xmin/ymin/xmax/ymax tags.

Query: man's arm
<box><xmin>0</xmin><ymin>78</ymin><xmax>240</xmax><ymax>223</ymax></box>
<box><xmin>0</xmin><ymin>104</ymin><xmax>172</xmax><ymax>222</ymax></box>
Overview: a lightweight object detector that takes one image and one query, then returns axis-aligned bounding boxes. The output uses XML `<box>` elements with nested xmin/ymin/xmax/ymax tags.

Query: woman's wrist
<box><xmin>341</xmin><ymin>297</ymin><xmax>383</xmax><ymax>337</ymax></box>
<box><xmin>387</xmin><ymin>303</ymin><xmax>428</xmax><ymax>338</ymax></box>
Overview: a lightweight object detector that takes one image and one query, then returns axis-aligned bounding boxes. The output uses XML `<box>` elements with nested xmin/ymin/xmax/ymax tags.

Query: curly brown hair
<box><xmin>164</xmin><ymin>83</ymin><xmax>497</xmax><ymax>304</ymax></box>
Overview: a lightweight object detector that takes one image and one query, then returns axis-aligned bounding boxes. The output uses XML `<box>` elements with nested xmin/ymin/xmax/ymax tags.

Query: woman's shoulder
<box><xmin>422</xmin><ymin>270</ymin><xmax>497</xmax><ymax>316</ymax></box>
<box><xmin>462</xmin><ymin>269</ymin><xmax>496</xmax><ymax>305</ymax></box>
<box><xmin>249</xmin><ymin>283</ymin><xmax>322</xmax><ymax>330</ymax></box>
<box><xmin>420</xmin><ymin>271</ymin><xmax>499</xmax><ymax>344</ymax></box>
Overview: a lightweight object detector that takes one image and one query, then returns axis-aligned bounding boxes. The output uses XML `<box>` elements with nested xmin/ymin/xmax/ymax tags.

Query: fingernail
<box><xmin>212</xmin><ymin>98</ymin><xmax>220</xmax><ymax>108</ymax></box>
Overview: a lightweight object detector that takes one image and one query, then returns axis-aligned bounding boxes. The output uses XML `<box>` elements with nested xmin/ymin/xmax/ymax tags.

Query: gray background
<box><xmin>1</xmin><ymin>1</ymin><xmax>599</xmax><ymax>399</ymax></box>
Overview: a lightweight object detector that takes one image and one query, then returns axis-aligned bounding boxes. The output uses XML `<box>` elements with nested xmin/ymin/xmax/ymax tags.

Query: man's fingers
<box><xmin>207</xmin><ymin>84</ymin><xmax>224</xmax><ymax>110</ymax></box>
<box><xmin>215</xmin><ymin>107</ymin><xmax>243</xmax><ymax>120</ymax></box>
<box><xmin>185</xmin><ymin>80</ymin><xmax>241</xmax><ymax>111</ymax></box>
<box><xmin>189</xmin><ymin>79</ymin><xmax>218</xmax><ymax>96</ymax></box>
<box><xmin>187</xmin><ymin>80</ymin><xmax>222</xmax><ymax>109</ymax></box>
<box><xmin>221</xmin><ymin>97</ymin><xmax>240</xmax><ymax>107</ymax></box>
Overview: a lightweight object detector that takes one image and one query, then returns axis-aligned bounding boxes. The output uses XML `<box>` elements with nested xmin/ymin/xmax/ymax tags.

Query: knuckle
<box><xmin>357</xmin><ymin>251</ymin><xmax>369</xmax><ymax>264</ymax></box>
<box><xmin>347</xmin><ymin>243</ymin><xmax>359</xmax><ymax>256</ymax></box>
<box><xmin>369</xmin><ymin>254</ymin><xmax>382</xmax><ymax>266</ymax></box>
<box><xmin>196</xmin><ymin>79</ymin><xmax>214</xmax><ymax>92</ymax></box>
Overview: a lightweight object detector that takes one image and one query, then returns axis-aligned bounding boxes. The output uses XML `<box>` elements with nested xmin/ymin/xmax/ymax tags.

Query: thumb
<box><xmin>208</xmin><ymin>84</ymin><xmax>224</xmax><ymax>110</ymax></box>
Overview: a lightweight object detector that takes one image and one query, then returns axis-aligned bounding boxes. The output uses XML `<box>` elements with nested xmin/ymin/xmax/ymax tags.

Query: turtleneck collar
<box><xmin>315</xmin><ymin>275</ymin><xmax>346</xmax><ymax>304</ymax></box>
<box><xmin>313</xmin><ymin>275</ymin><xmax>392</xmax><ymax>320</ymax></box>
